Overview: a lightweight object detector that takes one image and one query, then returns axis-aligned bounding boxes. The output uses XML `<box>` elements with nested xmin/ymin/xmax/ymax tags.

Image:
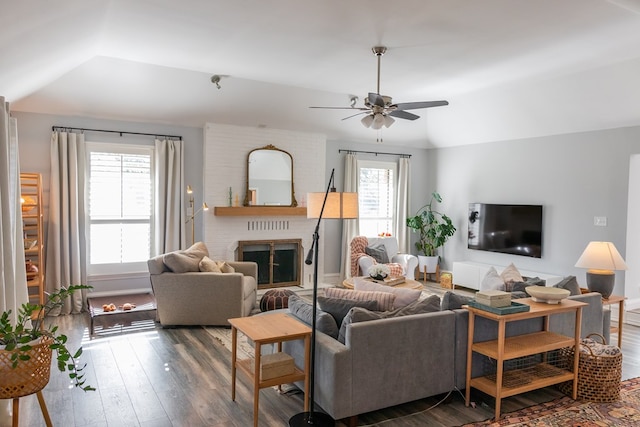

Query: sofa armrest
<box><xmin>391</xmin><ymin>253</ymin><xmax>418</xmax><ymax>276</ymax></box>
<box><xmin>227</xmin><ymin>261</ymin><xmax>258</xmax><ymax>280</ymax></box>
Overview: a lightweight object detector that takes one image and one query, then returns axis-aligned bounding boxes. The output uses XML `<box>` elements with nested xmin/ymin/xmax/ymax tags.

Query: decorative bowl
<box><xmin>525</xmin><ymin>286</ymin><xmax>570</xmax><ymax>304</ymax></box>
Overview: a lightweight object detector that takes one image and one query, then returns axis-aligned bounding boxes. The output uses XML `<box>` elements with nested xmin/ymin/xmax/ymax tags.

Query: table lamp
<box><xmin>289</xmin><ymin>168</ymin><xmax>358</xmax><ymax>427</ymax></box>
<box><xmin>575</xmin><ymin>241</ymin><xmax>627</xmax><ymax>298</ymax></box>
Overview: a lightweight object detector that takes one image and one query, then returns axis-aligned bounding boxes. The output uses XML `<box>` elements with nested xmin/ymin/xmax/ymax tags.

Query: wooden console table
<box><xmin>229</xmin><ymin>312</ymin><xmax>311</xmax><ymax>427</ymax></box>
<box><xmin>465</xmin><ymin>298</ymin><xmax>587</xmax><ymax>420</ymax></box>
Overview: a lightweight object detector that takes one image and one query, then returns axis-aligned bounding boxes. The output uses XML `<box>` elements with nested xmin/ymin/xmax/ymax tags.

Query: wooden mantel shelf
<box><xmin>214</xmin><ymin>206</ymin><xmax>308</xmax><ymax>217</ymax></box>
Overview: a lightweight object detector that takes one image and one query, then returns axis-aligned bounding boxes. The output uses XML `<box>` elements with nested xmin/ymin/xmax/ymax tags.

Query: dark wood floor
<box><xmin>15</xmin><ymin>300</ymin><xmax>640</xmax><ymax>427</ymax></box>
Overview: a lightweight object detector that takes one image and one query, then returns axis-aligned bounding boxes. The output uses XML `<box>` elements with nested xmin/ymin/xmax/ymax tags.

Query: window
<box><xmin>87</xmin><ymin>143</ymin><xmax>153</xmax><ymax>274</ymax></box>
<box><xmin>357</xmin><ymin>160</ymin><xmax>397</xmax><ymax>237</ymax></box>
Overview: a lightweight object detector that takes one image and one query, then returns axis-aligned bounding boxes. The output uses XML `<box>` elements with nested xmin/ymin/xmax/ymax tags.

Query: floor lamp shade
<box><xmin>575</xmin><ymin>241</ymin><xmax>627</xmax><ymax>298</ymax></box>
<box><xmin>307</xmin><ymin>192</ymin><xmax>358</xmax><ymax>219</ymax></box>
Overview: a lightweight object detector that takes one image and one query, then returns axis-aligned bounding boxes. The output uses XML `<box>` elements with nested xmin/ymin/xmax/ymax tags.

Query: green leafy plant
<box><xmin>0</xmin><ymin>284</ymin><xmax>95</xmax><ymax>391</ymax></box>
<box><xmin>406</xmin><ymin>191</ymin><xmax>456</xmax><ymax>257</ymax></box>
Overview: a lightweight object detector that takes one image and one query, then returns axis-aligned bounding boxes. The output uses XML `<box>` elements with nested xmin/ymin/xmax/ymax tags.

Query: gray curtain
<box><xmin>395</xmin><ymin>157</ymin><xmax>410</xmax><ymax>253</ymax></box>
<box><xmin>340</xmin><ymin>153</ymin><xmax>359</xmax><ymax>279</ymax></box>
<box><xmin>0</xmin><ymin>98</ymin><xmax>28</xmax><ymax>319</ymax></box>
<box><xmin>153</xmin><ymin>139</ymin><xmax>185</xmax><ymax>254</ymax></box>
<box><xmin>46</xmin><ymin>131</ymin><xmax>87</xmax><ymax>314</ymax></box>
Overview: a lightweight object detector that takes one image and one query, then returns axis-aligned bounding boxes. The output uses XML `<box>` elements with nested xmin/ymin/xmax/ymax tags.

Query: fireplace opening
<box><xmin>237</xmin><ymin>239</ymin><xmax>301</xmax><ymax>289</ymax></box>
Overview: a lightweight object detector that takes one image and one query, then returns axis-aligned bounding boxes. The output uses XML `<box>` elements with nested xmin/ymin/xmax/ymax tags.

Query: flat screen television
<box><xmin>467</xmin><ymin>203</ymin><xmax>543</xmax><ymax>258</ymax></box>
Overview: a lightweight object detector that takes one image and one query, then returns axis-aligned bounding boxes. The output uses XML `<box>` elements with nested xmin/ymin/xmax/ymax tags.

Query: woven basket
<box><xmin>0</xmin><ymin>337</ymin><xmax>53</xmax><ymax>399</ymax></box>
<box><xmin>558</xmin><ymin>333</ymin><xmax>622</xmax><ymax>402</ymax></box>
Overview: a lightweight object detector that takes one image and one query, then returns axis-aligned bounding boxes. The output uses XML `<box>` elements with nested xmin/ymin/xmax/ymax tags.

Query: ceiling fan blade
<box><xmin>341</xmin><ymin>111</ymin><xmax>368</xmax><ymax>121</ymax></box>
<box><xmin>393</xmin><ymin>100</ymin><xmax>449</xmax><ymax>110</ymax></box>
<box><xmin>309</xmin><ymin>106</ymin><xmax>368</xmax><ymax>110</ymax></box>
<box><xmin>388</xmin><ymin>110</ymin><xmax>420</xmax><ymax>121</ymax></box>
<box><xmin>368</xmin><ymin>92</ymin><xmax>385</xmax><ymax>108</ymax></box>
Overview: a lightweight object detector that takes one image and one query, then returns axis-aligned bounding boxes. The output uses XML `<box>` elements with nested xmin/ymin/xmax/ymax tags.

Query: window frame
<box><xmin>85</xmin><ymin>141</ymin><xmax>155</xmax><ymax>275</ymax></box>
<box><xmin>356</xmin><ymin>159</ymin><xmax>398</xmax><ymax>238</ymax></box>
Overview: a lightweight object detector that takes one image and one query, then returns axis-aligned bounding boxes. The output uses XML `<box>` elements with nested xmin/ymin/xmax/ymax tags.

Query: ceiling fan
<box><xmin>310</xmin><ymin>46</ymin><xmax>449</xmax><ymax>130</ymax></box>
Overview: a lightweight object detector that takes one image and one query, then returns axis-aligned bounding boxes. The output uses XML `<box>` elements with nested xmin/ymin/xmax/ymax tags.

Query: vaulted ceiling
<box><xmin>4</xmin><ymin>0</ymin><xmax>640</xmax><ymax>148</ymax></box>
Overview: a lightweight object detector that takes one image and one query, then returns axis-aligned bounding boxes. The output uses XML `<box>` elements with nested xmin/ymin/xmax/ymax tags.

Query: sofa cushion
<box><xmin>325</xmin><ymin>287</ymin><xmax>396</xmax><ymax>312</ymax></box>
<box><xmin>364</xmin><ymin>243</ymin><xmax>389</xmax><ymax>264</ymax></box>
<box><xmin>163</xmin><ymin>242</ymin><xmax>209</xmax><ymax>273</ymax></box>
<box><xmin>353</xmin><ymin>277</ymin><xmax>421</xmax><ymax>308</ymax></box>
<box><xmin>288</xmin><ymin>294</ymin><xmax>339</xmax><ymax>339</ymax></box>
<box><xmin>480</xmin><ymin>266</ymin><xmax>505</xmax><ymax>291</ymax></box>
<box><xmin>199</xmin><ymin>256</ymin><xmax>221</xmax><ymax>272</ymax></box>
<box><xmin>554</xmin><ymin>275</ymin><xmax>581</xmax><ymax>296</ymax></box>
<box><xmin>441</xmin><ymin>291</ymin><xmax>473</xmax><ymax>310</ymax></box>
<box><xmin>337</xmin><ymin>295</ymin><xmax>441</xmax><ymax>343</ymax></box>
<box><xmin>317</xmin><ymin>296</ymin><xmax>378</xmax><ymax>328</ymax></box>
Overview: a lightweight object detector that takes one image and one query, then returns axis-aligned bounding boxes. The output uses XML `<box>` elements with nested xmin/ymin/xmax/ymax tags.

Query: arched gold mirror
<box><xmin>244</xmin><ymin>145</ymin><xmax>297</xmax><ymax>207</ymax></box>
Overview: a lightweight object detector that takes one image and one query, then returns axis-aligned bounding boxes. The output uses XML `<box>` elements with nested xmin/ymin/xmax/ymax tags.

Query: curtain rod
<box><xmin>52</xmin><ymin>126</ymin><xmax>182</xmax><ymax>141</ymax></box>
<box><xmin>338</xmin><ymin>149</ymin><xmax>411</xmax><ymax>158</ymax></box>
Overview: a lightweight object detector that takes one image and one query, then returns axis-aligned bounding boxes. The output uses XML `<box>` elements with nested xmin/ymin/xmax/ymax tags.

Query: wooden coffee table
<box><xmin>342</xmin><ymin>276</ymin><xmax>423</xmax><ymax>290</ymax></box>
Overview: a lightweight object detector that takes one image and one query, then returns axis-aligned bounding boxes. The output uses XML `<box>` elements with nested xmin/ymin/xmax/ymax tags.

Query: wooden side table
<box><xmin>602</xmin><ymin>295</ymin><xmax>625</xmax><ymax>346</ymax></box>
<box><xmin>580</xmin><ymin>289</ymin><xmax>626</xmax><ymax>347</ymax></box>
<box><xmin>465</xmin><ymin>298</ymin><xmax>587</xmax><ymax>421</ymax></box>
<box><xmin>228</xmin><ymin>312</ymin><xmax>311</xmax><ymax>427</ymax></box>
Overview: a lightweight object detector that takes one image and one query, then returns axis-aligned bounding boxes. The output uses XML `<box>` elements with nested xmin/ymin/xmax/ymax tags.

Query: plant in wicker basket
<box><xmin>0</xmin><ymin>285</ymin><xmax>95</xmax><ymax>392</ymax></box>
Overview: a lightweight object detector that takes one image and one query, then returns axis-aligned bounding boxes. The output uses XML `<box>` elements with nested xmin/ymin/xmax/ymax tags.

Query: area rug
<box><xmin>463</xmin><ymin>377</ymin><xmax>640</xmax><ymax>426</ymax></box>
<box><xmin>203</xmin><ymin>326</ymin><xmax>255</xmax><ymax>361</ymax></box>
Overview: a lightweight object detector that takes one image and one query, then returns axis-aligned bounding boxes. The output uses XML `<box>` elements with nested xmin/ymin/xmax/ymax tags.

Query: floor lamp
<box><xmin>289</xmin><ymin>169</ymin><xmax>358</xmax><ymax>427</ymax></box>
<box><xmin>186</xmin><ymin>184</ymin><xmax>209</xmax><ymax>245</ymax></box>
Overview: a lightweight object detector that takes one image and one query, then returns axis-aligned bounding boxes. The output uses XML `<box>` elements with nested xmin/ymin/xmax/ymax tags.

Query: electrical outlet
<box><xmin>594</xmin><ymin>216</ymin><xmax>607</xmax><ymax>226</ymax></box>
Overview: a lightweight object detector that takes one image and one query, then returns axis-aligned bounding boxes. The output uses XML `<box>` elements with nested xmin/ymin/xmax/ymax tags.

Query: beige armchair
<box><xmin>147</xmin><ymin>245</ymin><xmax>257</xmax><ymax>326</ymax></box>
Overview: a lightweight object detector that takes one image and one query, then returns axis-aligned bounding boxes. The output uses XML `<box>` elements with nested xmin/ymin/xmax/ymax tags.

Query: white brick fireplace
<box><xmin>203</xmin><ymin>123</ymin><xmax>328</xmax><ymax>289</ymax></box>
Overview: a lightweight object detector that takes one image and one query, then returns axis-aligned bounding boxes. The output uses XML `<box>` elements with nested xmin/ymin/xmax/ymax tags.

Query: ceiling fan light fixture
<box><xmin>371</xmin><ymin>113</ymin><xmax>386</xmax><ymax>130</ymax></box>
<box><xmin>384</xmin><ymin>115</ymin><xmax>395</xmax><ymax>128</ymax></box>
<box><xmin>361</xmin><ymin>114</ymin><xmax>374</xmax><ymax>128</ymax></box>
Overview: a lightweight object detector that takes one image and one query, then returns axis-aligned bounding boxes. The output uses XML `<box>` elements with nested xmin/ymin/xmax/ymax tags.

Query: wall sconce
<box><xmin>575</xmin><ymin>241</ymin><xmax>627</xmax><ymax>298</ymax></box>
<box><xmin>186</xmin><ymin>185</ymin><xmax>209</xmax><ymax>245</ymax></box>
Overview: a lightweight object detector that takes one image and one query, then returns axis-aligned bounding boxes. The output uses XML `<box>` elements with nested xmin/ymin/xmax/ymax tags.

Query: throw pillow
<box><xmin>287</xmin><ymin>294</ymin><xmax>339</xmax><ymax>339</ymax></box>
<box><xmin>325</xmin><ymin>287</ymin><xmax>396</xmax><ymax>312</ymax></box>
<box><xmin>393</xmin><ymin>295</ymin><xmax>441</xmax><ymax>316</ymax></box>
<box><xmin>199</xmin><ymin>256</ymin><xmax>221</xmax><ymax>272</ymax></box>
<box><xmin>441</xmin><ymin>291</ymin><xmax>473</xmax><ymax>310</ymax></box>
<box><xmin>500</xmin><ymin>263</ymin><xmax>524</xmax><ymax>285</ymax></box>
<box><xmin>364</xmin><ymin>243</ymin><xmax>389</xmax><ymax>264</ymax></box>
<box><xmin>337</xmin><ymin>295</ymin><xmax>442</xmax><ymax>343</ymax></box>
<box><xmin>216</xmin><ymin>261</ymin><xmax>236</xmax><ymax>273</ymax></box>
<box><xmin>353</xmin><ymin>277</ymin><xmax>421</xmax><ymax>308</ymax></box>
<box><xmin>317</xmin><ymin>296</ymin><xmax>378</xmax><ymax>328</ymax></box>
<box><xmin>480</xmin><ymin>266</ymin><xmax>505</xmax><ymax>291</ymax></box>
<box><xmin>163</xmin><ymin>241</ymin><xmax>209</xmax><ymax>273</ymax></box>
<box><xmin>553</xmin><ymin>275</ymin><xmax>581</xmax><ymax>296</ymax></box>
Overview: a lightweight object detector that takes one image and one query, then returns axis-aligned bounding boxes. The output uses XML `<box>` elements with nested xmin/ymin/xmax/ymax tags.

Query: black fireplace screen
<box><xmin>238</xmin><ymin>240</ymin><xmax>301</xmax><ymax>289</ymax></box>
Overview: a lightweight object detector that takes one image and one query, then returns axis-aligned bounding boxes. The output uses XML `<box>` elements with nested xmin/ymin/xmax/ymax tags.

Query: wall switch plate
<box><xmin>594</xmin><ymin>216</ymin><xmax>607</xmax><ymax>226</ymax></box>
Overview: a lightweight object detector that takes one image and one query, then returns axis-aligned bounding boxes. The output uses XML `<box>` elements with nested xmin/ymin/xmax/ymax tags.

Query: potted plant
<box><xmin>0</xmin><ymin>285</ymin><xmax>95</xmax><ymax>393</ymax></box>
<box><xmin>406</xmin><ymin>191</ymin><xmax>456</xmax><ymax>273</ymax></box>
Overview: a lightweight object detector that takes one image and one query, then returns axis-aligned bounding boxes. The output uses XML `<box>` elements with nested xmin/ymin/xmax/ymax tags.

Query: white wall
<box><xmin>625</xmin><ymin>154</ymin><xmax>640</xmax><ymax>309</ymax></box>
<box><xmin>429</xmin><ymin>126</ymin><xmax>640</xmax><ymax>306</ymax></box>
<box><xmin>203</xmin><ymin>123</ymin><xmax>327</xmax><ymax>288</ymax></box>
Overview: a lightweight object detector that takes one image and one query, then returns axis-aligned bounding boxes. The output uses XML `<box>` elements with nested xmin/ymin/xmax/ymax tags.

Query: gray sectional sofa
<box><xmin>283</xmin><ymin>292</ymin><xmax>610</xmax><ymax>424</ymax></box>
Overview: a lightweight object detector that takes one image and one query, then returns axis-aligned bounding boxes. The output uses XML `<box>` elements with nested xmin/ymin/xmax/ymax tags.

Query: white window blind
<box><xmin>358</xmin><ymin>160</ymin><xmax>396</xmax><ymax>237</ymax></box>
<box><xmin>88</xmin><ymin>147</ymin><xmax>152</xmax><ymax>267</ymax></box>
